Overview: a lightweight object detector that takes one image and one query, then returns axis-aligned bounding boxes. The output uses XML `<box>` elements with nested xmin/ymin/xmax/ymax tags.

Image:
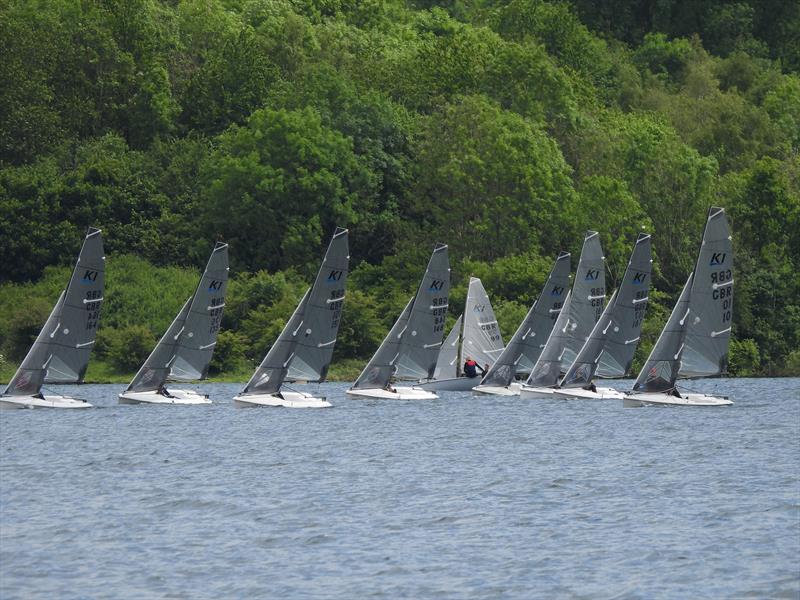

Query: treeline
<box><xmin>0</xmin><ymin>0</ymin><xmax>798</xmax><ymax>378</ymax></box>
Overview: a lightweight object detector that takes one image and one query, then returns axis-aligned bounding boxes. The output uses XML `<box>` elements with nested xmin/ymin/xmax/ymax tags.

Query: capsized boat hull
<box><xmin>623</xmin><ymin>392</ymin><xmax>733</xmax><ymax>407</ymax></box>
<box><xmin>233</xmin><ymin>390</ymin><xmax>331</xmax><ymax>408</ymax></box>
<box><xmin>118</xmin><ymin>388</ymin><xmax>211</xmax><ymax>405</ymax></box>
<box><xmin>0</xmin><ymin>395</ymin><xmax>92</xmax><ymax>409</ymax></box>
<box><xmin>346</xmin><ymin>386</ymin><xmax>438</xmax><ymax>400</ymax></box>
<box><xmin>472</xmin><ymin>382</ymin><xmax>522</xmax><ymax>397</ymax></box>
<box><xmin>553</xmin><ymin>386</ymin><xmax>624</xmax><ymax>400</ymax></box>
<box><xmin>518</xmin><ymin>385</ymin><xmax>557</xmax><ymax>400</ymax></box>
<box><xmin>415</xmin><ymin>376</ymin><xmax>480</xmax><ymax>392</ymax></box>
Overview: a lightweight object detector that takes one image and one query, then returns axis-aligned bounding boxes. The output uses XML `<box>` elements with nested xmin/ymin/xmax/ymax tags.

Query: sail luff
<box><xmin>4</xmin><ymin>292</ymin><xmax>66</xmax><ymax>396</ymax></box>
<box><xmin>632</xmin><ymin>274</ymin><xmax>694</xmax><ymax>393</ymax></box>
<box><xmin>352</xmin><ymin>296</ymin><xmax>414</xmax><ymax>389</ymax></box>
<box><xmin>432</xmin><ymin>314</ymin><xmax>462</xmax><ymax>380</ymax></box>
<box><xmin>126</xmin><ymin>297</ymin><xmax>192</xmax><ymax>392</ymax></box>
<box><xmin>526</xmin><ymin>290</ymin><xmax>574</xmax><ymax>387</ymax></box>
<box><xmin>240</xmin><ymin>289</ymin><xmax>311</xmax><ymax>395</ymax></box>
<box><xmin>479</xmin><ymin>251</ymin><xmax>571</xmax><ymax>388</ymax></box>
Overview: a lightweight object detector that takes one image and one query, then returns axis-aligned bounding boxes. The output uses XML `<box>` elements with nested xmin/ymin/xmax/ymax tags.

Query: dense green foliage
<box><xmin>1</xmin><ymin>0</ymin><xmax>798</xmax><ymax>380</ymax></box>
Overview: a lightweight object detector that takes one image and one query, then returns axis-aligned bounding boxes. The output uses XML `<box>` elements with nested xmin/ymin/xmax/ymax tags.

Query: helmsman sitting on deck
<box><xmin>463</xmin><ymin>357</ymin><xmax>486</xmax><ymax>379</ymax></box>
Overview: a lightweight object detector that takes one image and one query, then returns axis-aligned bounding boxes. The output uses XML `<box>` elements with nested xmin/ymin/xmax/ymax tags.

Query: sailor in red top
<box><xmin>463</xmin><ymin>357</ymin><xmax>486</xmax><ymax>378</ymax></box>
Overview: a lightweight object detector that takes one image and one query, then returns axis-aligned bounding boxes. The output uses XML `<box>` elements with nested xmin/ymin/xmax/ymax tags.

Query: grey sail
<box><xmin>170</xmin><ymin>242</ymin><xmax>229</xmax><ymax>381</ymax></box>
<box><xmin>394</xmin><ymin>243</ymin><xmax>450</xmax><ymax>381</ymax></box>
<box><xmin>126</xmin><ymin>297</ymin><xmax>192</xmax><ymax>393</ymax></box>
<box><xmin>287</xmin><ymin>227</ymin><xmax>349</xmax><ymax>382</ymax></box>
<box><xmin>680</xmin><ymin>207</ymin><xmax>734</xmax><ymax>378</ymax></box>
<box><xmin>352</xmin><ymin>297</ymin><xmax>414</xmax><ymax>389</ymax></box>
<box><xmin>596</xmin><ymin>233</ymin><xmax>652</xmax><ymax>377</ymax></box>
<box><xmin>559</xmin><ymin>289</ymin><xmax>619</xmax><ymax>389</ymax></box>
<box><xmin>44</xmin><ymin>227</ymin><xmax>105</xmax><ymax>383</ymax></box>
<box><xmin>460</xmin><ymin>277</ymin><xmax>504</xmax><ymax>370</ymax></box>
<box><xmin>4</xmin><ymin>292</ymin><xmax>66</xmax><ymax>396</ymax></box>
<box><xmin>562</xmin><ymin>231</ymin><xmax>605</xmax><ymax>367</ymax></box>
<box><xmin>240</xmin><ymin>289</ymin><xmax>311</xmax><ymax>396</ymax></box>
<box><xmin>632</xmin><ymin>275</ymin><xmax>693</xmax><ymax>393</ymax></box>
<box><xmin>526</xmin><ymin>291</ymin><xmax>574</xmax><ymax>387</ymax></box>
<box><xmin>480</xmin><ymin>252</ymin><xmax>571</xmax><ymax>388</ymax></box>
<box><xmin>433</xmin><ymin>314</ymin><xmax>462</xmax><ymax>380</ymax></box>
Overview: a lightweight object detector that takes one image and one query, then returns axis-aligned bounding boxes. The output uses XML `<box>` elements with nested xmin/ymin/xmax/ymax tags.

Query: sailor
<box><xmin>463</xmin><ymin>357</ymin><xmax>485</xmax><ymax>378</ymax></box>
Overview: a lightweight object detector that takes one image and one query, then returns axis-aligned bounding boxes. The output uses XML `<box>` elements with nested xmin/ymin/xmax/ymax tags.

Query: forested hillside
<box><xmin>1</xmin><ymin>0</ymin><xmax>798</xmax><ymax>380</ymax></box>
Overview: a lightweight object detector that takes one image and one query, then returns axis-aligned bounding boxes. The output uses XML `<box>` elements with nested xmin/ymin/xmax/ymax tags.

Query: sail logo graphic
<box><xmin>208</xmin><ymin>280</ymin><xmax>222</xmax><ymax>291</ymax></box>
<box><xmin>429</xmin><ymin>279</ymin><xmax>444</xmax><ymax>292</ymax></box>
<box><xmin>551</xmin><ymin>285</ymin><xmax>564</xmax><ymax>296</ymax></box>
<box><xmin>632</xmin><ymin>272</ymin><xmax>647</xmax><ymax>284</ymax></box>
<box><xmin>81</xmin><ymin>269</ymin><xmax>98</xmax><ymax>284</ymax></box>
<box><xmin>584</xmin><ymin>269</ymin><xmax>600</xmax><ymax>281</ymax></box>
<box><xmin>473</xmin><ymin>304</ymin><xmax>485</xmax><ymax>312</ymax></box>
<box><xmin>710</xmin><ymin>252</ymin><xmax>726</xmax><ymax>266</ymax></box>
<box><xmin>327</xmin><ymin>269</ymin><xmax>343</xmax><ymax>283</ymax></box>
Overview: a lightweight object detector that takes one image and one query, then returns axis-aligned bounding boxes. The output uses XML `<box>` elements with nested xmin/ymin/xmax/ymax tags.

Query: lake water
<box><xmin>1</xmin><ymin>378</ymin><xmax>798</xmax><ymax>599</ymax></box>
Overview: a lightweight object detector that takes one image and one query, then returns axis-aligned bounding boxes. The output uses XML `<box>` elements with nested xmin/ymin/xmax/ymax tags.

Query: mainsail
<box><xmin>460</xmin><ymin>278</ymin><xmax>504</xmax><ymax>370</ymax></box>
<box><xmin>393</xmin><ymin>243</ymin><xmax>450</xmax><ymax>381</ymax></box>
<box><xmin>240</xmin><ymin>289</ymin><xmax>311</xmax><ymax>396</ymax></box>
<box><xmin>559</xmin><ymin>289</ymin><xmax>618</xmax><ymax>389</ymax></box>
<box><xmin>526</xmin><ymin>291</ymin><xmax>574</xmax><ymax>387</ymax></box>
<box><xmin>170</xmin><ymin>242</ymin><xmax>229</xmax><ymax>381</ymax></box>
<box><xmin>287</xmin><ymin>227</ymin><xmax>349</xmax><ymax>382</ymax></box>
<box><xmin>126</xmin><ymin>298</ymin><xmax>192</xmax><ymax>393</ymax></box>
<box><xmin>4</xmin><ymin>293</ymin><xmax>66</xmax><ymax>396</ymax></box>
<box><xmin>352</xmin><ymin>297</ymin><xmax>414</xmax><ymax>389</ymax></box>
<box><xmin>432</xmin><ymin>314</ymin><xmax>462</xmax><ymax>380</ymax></box>
<box><xmin>680</xmin><ymin>207</ymin><xmax>733</xmax><ymax>378</ymax></box>
<box><xmin>632</xmin><ymin>275</ymin><xmax>693</xmax><ymax>393</ymax></box>
<box><xmin>44</xmin><ymin>227</ymin><xmax>105</xmax><ymax>383</ymax></box>
<box><xmin>562</xmin><ymin>231</ymin><xmax>605</xmax><ymax>367</ymax></box>
<box><xmin>596</xmin><ymin>233</ymin><xmax>652</xmax><ymax>377</ymax></box>
<box><xmin>479</xmin><ymin>251</ymin><xmax>571</xmax><ymax>388</ymax></box>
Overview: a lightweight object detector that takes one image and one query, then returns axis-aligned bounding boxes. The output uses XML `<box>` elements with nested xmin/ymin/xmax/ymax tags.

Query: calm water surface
<box><xmin>1</xmin><ymin>378</ymin><xmax>798</xmax><ymax>599</ymax></box>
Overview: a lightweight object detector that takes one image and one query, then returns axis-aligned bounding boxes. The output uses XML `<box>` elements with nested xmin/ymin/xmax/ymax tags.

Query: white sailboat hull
<box><xmin>623</xmin><ymin>392</ymin><xmax>733</xmax><ymax>407</ymax></box>
<box><xmin>518</xmin><ymin>385</ymin><xmax>557</xmax><ymax>399</ymax></box>
<box><xmin>346</xmin><ymin>386</ymin><xmax>438</xmax><ymax>400</ymax></box>
<box><xmin>0</xmin><ymin>395</ymin><xmax>92</xmax><ymax>409</ymax></box>
<box><xmin>118</xmin><ymin>388</ymin><xmax>211</xmax><ymax>405</ymax></box>
<box><xmin>472</xmin><ymin>382</ymin><xmax>522</xmax><ymax>397</ymax></box>
<box><xmin>552</xmin><ymin>386</ymin><xmax>624</xmax><ymax>400</ymax></box>
<box><xmin>233</xmin><ymin>390</ymin><xmax>331</xmax><ymax>408</ymax></box>
<box><xmin>415</xmin><ymin>376</ymin><xmax>480</xmax><ymax>391</ymax></box>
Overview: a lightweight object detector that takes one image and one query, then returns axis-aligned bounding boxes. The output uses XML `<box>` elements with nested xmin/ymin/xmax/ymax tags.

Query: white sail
<box><xmin>433</xmin><ymin>314</ymin><xmax>462</xmax><ymax>380</ymax></box>
<box><xmin>562</xmin><ymin>231</ymin><xmax>605</xmax><ymax>367</ymax></box>
<box><xmin>526</xmin><ymin>291</ymin><xmax>574</xmax><ymax>387</ymax></box>
<box><xmin>460</xmin><ymin>278</ymin><xmax>504</xmax><ymax>371</ymax></box>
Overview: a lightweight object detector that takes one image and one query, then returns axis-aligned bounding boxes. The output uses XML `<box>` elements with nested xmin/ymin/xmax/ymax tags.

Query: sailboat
<box><xmin>233</xmin><ymin>227</ymin><xmax>349</xmax><ymax>408</ymax></box>
<box><xmin>347</xmin><ymin>243</ymin><xmax>450</xmax><ymax>400</ymax></box>
<box><xmin>550</xmin><ymin>232</ymin><xmax>652</xmax><ymax>400</ymax></box>
<box><xmin>416</xmin><ymin>277</ymin><xmax>504</xmax><ymax>391</ymax></box>
<box><xmin>624</xmin><ymin>208</ymin><xmax>733</xmax><ymax>407</ymax></box>
<box><xmin>118</xmin><ymin>242</ymin><xmax>229</xmax><ymax>405</ymax></box>
<box><xmin>472</xmin><ymin>251</ymin><xmax>571</xmax><ymax>396</ymax></box>
<box><xmin>1</xmin><ymin>227</ymin><xmax>104</xmax><ymax>409</ymax></box>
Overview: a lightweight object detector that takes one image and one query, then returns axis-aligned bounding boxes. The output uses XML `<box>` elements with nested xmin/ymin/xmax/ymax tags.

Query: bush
<box><xmin>728</xmin><ymin>338</ymin><xmax>761</xmax><ymax>376</ymax></box>
<box><xmin>99</xmin><ymin>324</ymin><xmax>155</xmax><ymax>372</ymax></box>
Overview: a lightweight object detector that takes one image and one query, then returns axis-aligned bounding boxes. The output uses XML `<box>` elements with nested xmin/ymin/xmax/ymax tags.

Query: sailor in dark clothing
<box><xmin>463</xmin><ymin>357</ymin><xmax>486</xmax><ymax>378</ymax></box>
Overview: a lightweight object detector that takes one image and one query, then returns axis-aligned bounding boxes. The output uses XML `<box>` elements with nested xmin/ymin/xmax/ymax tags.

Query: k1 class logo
<box><xmin>632</xmin><ymin>272</ymin><xmax>647</xmax><ymax>284</ymax></box>
<box><xmin>473</xmin><ymin>304</ymin><xmax>485</xmax><ymax>312</ymax></box>
<box><xmin>584</xmin><ymin>268</ymin><xmax>600</xmax><ymax>281</ymax></box>
<box><xmin>208</xmin><ymin>280</ymin><xmax>222</xmax><ymax>291</ymax></box>
<box><xmin>327</xmin><ymin>269</ymin><xmax>343</xmax><ymax>283</ymax></box>
<box><xmin>710</xmin><ymin>252</ymin><xmax>726</xmax><ymax>266</ymax></box>
<box><xmin>81</xmin><ymin>269</ymin><xmax>98</xmax><ymax>283</ymax></box>
<box><xmin>551</xmin><ymin>285</ymin><xmax>564</xmax><ymax>296</ymax></box>
<box><xmin>429</xmin><ymin>279</ymin><xmax>444</xmax><ymax>292</ymax></box>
